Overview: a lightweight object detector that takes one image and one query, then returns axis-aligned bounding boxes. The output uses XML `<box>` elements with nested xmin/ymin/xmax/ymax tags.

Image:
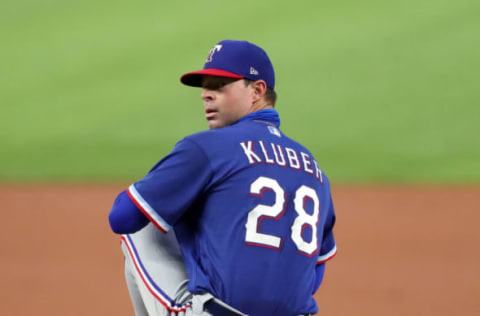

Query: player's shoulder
<box><xmin>280</xmin><ymin>133</ymin><xmax>311</xmax><ymax>152</ymax></box>
<box><xmin>182</xmin><ymin>122</ymin><xmax>253</xmax><ymax>147</ymax></box>
<box><xmin>280</xmin><ymin>132</ymin><xmax>333</xmax><ymax>185</ymax></box>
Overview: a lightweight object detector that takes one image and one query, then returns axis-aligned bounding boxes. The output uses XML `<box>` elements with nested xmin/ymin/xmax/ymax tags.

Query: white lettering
<box><xmin>285</xmin><ymin>147</ymin><xmax>300</xmax><ymax>170</ymax></box>
<box><xmin>259</xmin><ymin>141</ymin><xmax>274</xmax><ymax>164</ymax></box>
<box><xmin>240</xmin><ymin>141</ymin><xmax>262</xmax><ymax>164</ymax></box>
<box><xmin>271</xmin><ymin>144</ymin><xmax>286</xmax><ymax>167</ymax></box>
<box><xmin>313</xmin><ymin>160</ymin><xmax>324</xmax><ymax>183</ymax></box>
<box><xmin>241</xmin><ymin>141</ymin><xmax>321</xmax><ymax>181</ymax></box>
<box><xmin>301</xmin><ymin>152</ymin><xmax>314</xmax><ymax>174</ymax></box>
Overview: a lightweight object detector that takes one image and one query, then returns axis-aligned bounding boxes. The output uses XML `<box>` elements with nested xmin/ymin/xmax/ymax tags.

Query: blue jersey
<box><xmin>127</xmin><ymin>110</ymin><xmax>336</xmax><ymax>316</ymax></box>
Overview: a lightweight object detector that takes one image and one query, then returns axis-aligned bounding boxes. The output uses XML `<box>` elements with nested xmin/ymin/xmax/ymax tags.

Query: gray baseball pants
<box><xmin>121</xmin><ymin>223</ymin><xmax>246</xmax><ymax>316</ymax></box>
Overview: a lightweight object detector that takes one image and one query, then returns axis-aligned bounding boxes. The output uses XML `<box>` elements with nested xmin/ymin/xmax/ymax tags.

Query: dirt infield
<box><xmin>0</xmin><ymin>184</ymin><xmax>479</xmax><ymax>315</ymax></box>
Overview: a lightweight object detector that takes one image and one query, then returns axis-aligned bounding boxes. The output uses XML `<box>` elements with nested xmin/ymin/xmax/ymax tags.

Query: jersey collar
<box><xmin>237</xmin><ymin>109</ymin><xmax>280</xmax><ymax>128</ymax></box>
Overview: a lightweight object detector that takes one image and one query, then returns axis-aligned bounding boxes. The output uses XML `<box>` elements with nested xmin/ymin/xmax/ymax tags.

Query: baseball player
<box><xmin>109</xmin><ymin>40</ymin><xmax>337</xmax><ymax>316</ymax></box>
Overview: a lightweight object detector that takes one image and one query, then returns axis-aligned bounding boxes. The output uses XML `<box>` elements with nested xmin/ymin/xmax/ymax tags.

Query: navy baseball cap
<box><xmin>180</xmin><ymin>40</ymin><xmax>275</xmax><ymax>90</ymax></box>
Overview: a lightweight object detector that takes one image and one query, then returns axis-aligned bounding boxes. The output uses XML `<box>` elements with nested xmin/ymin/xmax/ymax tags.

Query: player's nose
<box><xmin>201</xmin><ymin>89</ymin><xmax>215</xmax><ymax>102</ymax></box>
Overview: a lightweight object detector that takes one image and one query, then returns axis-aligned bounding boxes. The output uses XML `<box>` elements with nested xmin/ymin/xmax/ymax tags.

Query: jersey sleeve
<box><xmin>109</xmin><ymin>190</ymin><xmax>150</xmax><ymax>234</ymax></box>
<box><xmin>317</xmin><ymin>191</ymin><xmax>337</xmax><ymax>264</ymax></box>
<box><xmin>126</xmin><ymin>138</ymin><xmax>213</xmax><ymax>233</ymax></box>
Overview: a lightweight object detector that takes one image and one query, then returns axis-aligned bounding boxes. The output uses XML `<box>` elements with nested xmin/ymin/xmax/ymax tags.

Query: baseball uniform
<box><xmin>109</xmin><ymin>40</ymin><xmax>337</xmax><ymax>316</ymax></box>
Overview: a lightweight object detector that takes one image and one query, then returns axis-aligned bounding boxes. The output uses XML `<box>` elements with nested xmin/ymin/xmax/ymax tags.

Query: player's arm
<box><xmin>317</xmin><ymin>176</ymin><xmax>337</xmax><ymax>261</ymax></box>
<box><xmin>312</xmin><ymin>263</ymin><xmax>326</xmax><ymax>294</ymax></box>
<box><xmin>109</xmin><ymin>190</ymin><xmax>149</xmax><ymax>234</ymax></box>
<box><xmin>108</xmin><ymin>137</ymin><xmax>213</xmax><ymax>235</ymax></box>
<box><xmin>313</xmin><ymin>177</ymin><xmax>337</xmax><ymax>293</ymax></box>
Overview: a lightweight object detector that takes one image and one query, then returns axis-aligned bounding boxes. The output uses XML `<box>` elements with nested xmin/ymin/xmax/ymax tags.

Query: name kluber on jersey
<box><xmin>240</xmin><ymin>140</ymin><xmax>324</xmax><ymax>183</ymax></box>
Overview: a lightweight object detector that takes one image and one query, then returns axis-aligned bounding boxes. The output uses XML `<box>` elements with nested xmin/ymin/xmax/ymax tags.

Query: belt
<box><xmin>204</xmin><ymin>299</ymin><xmax>244</xmax><ymax>316</ymax></box>
<box><xmin>204</xmin><ymin>299</ymin><xmax>312</xmax><ymax>316</ymax></box>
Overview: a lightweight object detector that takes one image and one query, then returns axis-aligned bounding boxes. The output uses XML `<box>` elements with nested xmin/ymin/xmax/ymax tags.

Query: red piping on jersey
<box><xmin>317</xmin><ymin>250</ymin><xmax>337</xmax><ymax>264</ymax></box>
<box><xmin>126</xmin><ymin>188</ymin><xmax>167</xmax><ymax>234</ymax></box>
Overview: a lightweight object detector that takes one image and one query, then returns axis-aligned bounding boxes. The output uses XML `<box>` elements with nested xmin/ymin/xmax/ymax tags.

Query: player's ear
<box><xmin>252</xmin><ymin>80</ymin><xmax>267</xmax><ymax>102</ymax></box>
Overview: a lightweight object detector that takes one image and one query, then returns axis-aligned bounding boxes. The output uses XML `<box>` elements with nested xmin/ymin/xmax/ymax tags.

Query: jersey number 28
<box><xmin>245</xmin><ymin>176</ymin><xmax>320</xmax><ymax>257</ymax></box>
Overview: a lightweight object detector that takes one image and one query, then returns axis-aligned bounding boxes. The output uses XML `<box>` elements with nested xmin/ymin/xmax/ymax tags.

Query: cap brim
<box><xmin>180</xmin><ymin>68</ymin><xmax>244</xmax><ymax>87</ymax></box>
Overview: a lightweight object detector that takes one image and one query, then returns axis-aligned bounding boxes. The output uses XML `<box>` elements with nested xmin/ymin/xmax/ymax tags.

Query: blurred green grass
<box><xmin>1</xmin><ymin>0</ymin><xmax>479</xmax><ymax>183</ymax></box>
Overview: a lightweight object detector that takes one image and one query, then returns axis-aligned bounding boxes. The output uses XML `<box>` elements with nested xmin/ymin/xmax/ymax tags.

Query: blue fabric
<box><xmin>320</xmin><ymin>201</ymin><xmax>336</xmax><ymax>257</ymax></box>
<box><xmin>131</xmin><ymin>138</ymin><xmax>214</xmax><ymax>227</ymax></box>
<box><xmin>116</xmin><ymin>111</ymin><xmax>337</xmax><ymax>315</ymax></box>
<box><xmin>238</xmin><ymin>109</ymin><xmax>280</xmax><ymax>127</ymax></box>
<box><xmin>109</xmin><ymin>190</ymin><xmax>149</xmax><ymax>234</ymax></box>
<box><xmin>313</xmin><ymin>263</ymin><xmax>326</xmax><ymax>294</ymax></box>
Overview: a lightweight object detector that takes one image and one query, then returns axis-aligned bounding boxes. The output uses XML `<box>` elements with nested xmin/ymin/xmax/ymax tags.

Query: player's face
<box><xmin>201</xmin><ymin>76</ymin><xmax>256</xmax><ymax>129</ymax></box>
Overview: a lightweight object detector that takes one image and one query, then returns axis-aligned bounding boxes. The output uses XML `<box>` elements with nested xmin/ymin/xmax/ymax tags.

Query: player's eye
<box><xmin>215</xmin><ymin>82</ymin><xmax>226</xmax><ymax>89</ymax></box>
<box><xmin>203</xmin><ymin>78</ymin><xmax>238</xmax><ymax>90</ymax></box>
<box><xmin>203</xmin><ymin>82</ymin><xmax>218</xmax><ymax>90</ymax></box>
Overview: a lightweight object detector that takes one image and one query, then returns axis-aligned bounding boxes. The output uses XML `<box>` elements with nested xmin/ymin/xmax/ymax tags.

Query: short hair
<box><xmin>243</xmin><ymin>79</ymin><xmax>277</xmax><ymax>107</ymax></box>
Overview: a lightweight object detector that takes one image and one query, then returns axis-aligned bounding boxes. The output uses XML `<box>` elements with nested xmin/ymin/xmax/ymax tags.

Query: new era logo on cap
<box><xmin>180</xmin><ymin>40</ymin><xmax>275</xmax><ymax>89</ymax></box>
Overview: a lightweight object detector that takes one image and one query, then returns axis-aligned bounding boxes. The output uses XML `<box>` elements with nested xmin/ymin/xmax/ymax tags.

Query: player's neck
<box><xmin>248</xmin><ymin>101</ymin><xmax>274</xmax><ymax>114</ymax></box>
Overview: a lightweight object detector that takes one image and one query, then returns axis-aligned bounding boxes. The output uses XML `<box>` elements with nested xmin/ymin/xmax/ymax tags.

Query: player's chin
<box><xmin>206</xmin><ymin>118</ymin><xmax>225</xmax><ymax>129</ymax></box>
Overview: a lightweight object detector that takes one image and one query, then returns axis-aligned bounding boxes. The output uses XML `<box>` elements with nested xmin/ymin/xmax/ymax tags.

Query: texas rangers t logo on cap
<box><xmin>206</xmin><ymin>44</ymin><xmax>223</xmax><ymax>63</ymax></box>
